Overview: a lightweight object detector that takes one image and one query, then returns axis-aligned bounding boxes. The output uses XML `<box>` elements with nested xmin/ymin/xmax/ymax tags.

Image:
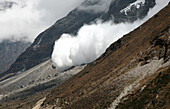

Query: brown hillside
<box><xmin>41</xmin><ymin>4</ymin><xmax>170</xmax><ymax>109</ymax></box>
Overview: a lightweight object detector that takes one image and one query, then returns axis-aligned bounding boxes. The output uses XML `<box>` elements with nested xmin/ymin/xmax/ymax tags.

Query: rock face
<box><xmin>102</xmin><ymin>0</ymin><xmax>156</xmax><ymax>22</ymax></box>
<box><xmin>0</xmin><ymin>40</ymin><xmax>31</xmax><ymax>74</ymax></box>
<box><xmin>39</xmin><ymin>4</ymin><xmax>170</xmax><ymax>109</ymax></box>
<box><xmin>3</xmin><ymin>0</ymin><xmax>156</xmax><ymax>78</ymax></box>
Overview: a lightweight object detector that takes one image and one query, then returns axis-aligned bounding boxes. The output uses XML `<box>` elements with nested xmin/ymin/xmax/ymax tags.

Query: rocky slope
<box><xmin>2</xmin><ymin>0</ymin><xmax>156</xmax><ymax>79</ymax></box>
<box><xmin>117</xmin><ymin>67</ymin><xmax>170</xmax><ymax>109</ymax></box>
<box><xmin>0</xmin><ymin>59</ymin><xmax>85</xmax><ymax>109</ymax></box>
<box><xmin>38</xmin><ymin>4</ymin><xmax>170</xmax><ymax>109</ymax></box>
<box><xmin>0</xmin><ymin>40</ymin><xmax>30</xmax><ymax>74</ymax></box>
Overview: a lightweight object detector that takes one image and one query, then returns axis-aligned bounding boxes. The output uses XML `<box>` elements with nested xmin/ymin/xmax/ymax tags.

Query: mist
<box><xmin>0</xmin><ymin>0</ymin><xmax>85</xmax><ymax>42</ymax></box>
<box><xmin>77</xmin><ymin>0</ymin><xmax>113</xmax><ymax>13</ymax></box>
<box><xmin>52</xmin><ymin>0</ymin><xmax>169</xmax><ymax>72</ymax></box>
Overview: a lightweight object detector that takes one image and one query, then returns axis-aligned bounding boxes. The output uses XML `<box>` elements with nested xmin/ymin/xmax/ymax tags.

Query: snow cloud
<box><xmin>52</xmin><ymin>0</ymin><xmax>169</xmax><ymax>72</ymax></box>
<box><xmin>0</xmin><ymin>0</ymin><xmax>85</xmax><ymax>42</ymax></box>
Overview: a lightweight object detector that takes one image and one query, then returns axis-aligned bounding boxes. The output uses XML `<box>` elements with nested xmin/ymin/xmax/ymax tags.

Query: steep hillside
<box><xmin>40</xmin><ymin>4</ymin><xmax>170</xmax><ymax>109</ymax></box>
<box><xmin>0</xmin><ymin>40</ymin><xmax>30</xmax><ymax>74</ymax></box>
<box><xmin>3</xmin><ymin>0</ymin><xmax>156</xmax><ymax>78</ymax></box>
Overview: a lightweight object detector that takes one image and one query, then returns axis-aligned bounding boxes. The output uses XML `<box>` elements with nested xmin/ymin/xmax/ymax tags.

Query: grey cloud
<box><xmin>78</xmin><ymin>0</ymin><xmax>113</xmax><ymax>13</ymax></box>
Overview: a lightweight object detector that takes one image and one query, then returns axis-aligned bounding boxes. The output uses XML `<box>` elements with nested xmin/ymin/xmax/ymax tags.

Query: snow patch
<box><xmin>33</xmin><ymin>97</ymin><xmax>46</xmax><ymax>109</ymax></box>
<box><xmin>120</xmin><ymin>0</ymin><xmax>145</xmax><ymax>15</ymax></box>
<box><xmin>33</xmin><ymin>37</ymin><xmax>43</xmax><ymax>50</ymax></box>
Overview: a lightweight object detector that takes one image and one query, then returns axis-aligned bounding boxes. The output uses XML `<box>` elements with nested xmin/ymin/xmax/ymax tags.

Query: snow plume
<box><xmin>78</xmin><ymin>0</ymin><xmax>113</xmax><ymax>13</ymax></box>
<box><xmin>0</xmin><ymin>0</ymin><xmax>85</xmax><ymax>42</ymax></box>
<box><xmin>52</xmin><ymin>20</ymin><xmax>144</xmax><ymax>72</ymax></box>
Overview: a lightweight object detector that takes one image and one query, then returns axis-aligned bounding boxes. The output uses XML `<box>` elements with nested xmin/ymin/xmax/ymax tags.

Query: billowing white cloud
<box><xmin>0</xmin><ymin>0</ymin><xmax>85</xmax><ymax>42</ymax></box>
<box><xmin>52</xmin><ymin>0</ymin><xmax>169</xmax><ymax>72</ymax></box>
<box><xmin>52</xmin><ymin>20</ymin><xmax>144</xmax><ymax>72</ymax></box>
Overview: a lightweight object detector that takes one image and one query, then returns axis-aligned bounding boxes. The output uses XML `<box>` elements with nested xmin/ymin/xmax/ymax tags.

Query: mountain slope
<box><xmin>40</xmin><ymin>4</ymin><xmax>170</xmax><ymax>109</ymax></box>
<box><xmin>0</xmin><ymin>0</ymin><xmax>31</xmax><ymax>74</ymax></box>
<box><xmin>3</xmin><ymin>0</ymin><xmax>156</xmax><ymax>78</ymax></box>
<box><xmin>0</xmin><ymin>40</ymin><xmax>30</xmax><ymax>74</ymax></box>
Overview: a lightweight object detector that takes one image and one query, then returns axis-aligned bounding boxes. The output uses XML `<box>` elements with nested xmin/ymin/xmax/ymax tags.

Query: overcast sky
<box><xmin>0</xmin><ymin>0</ymin><xmax>85</xmax><ymax>42</ymax></box>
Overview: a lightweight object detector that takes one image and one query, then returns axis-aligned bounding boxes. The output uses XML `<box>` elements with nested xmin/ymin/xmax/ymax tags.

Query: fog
<box><xmin>0</xmin><ymin>0</ymin><xmax>85</xmax><ymax>42</ymax></box>
<box><xmin>78</xmin><ymin>0</ymin><xmax>113</xmax><ymax>13</ymax></box>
